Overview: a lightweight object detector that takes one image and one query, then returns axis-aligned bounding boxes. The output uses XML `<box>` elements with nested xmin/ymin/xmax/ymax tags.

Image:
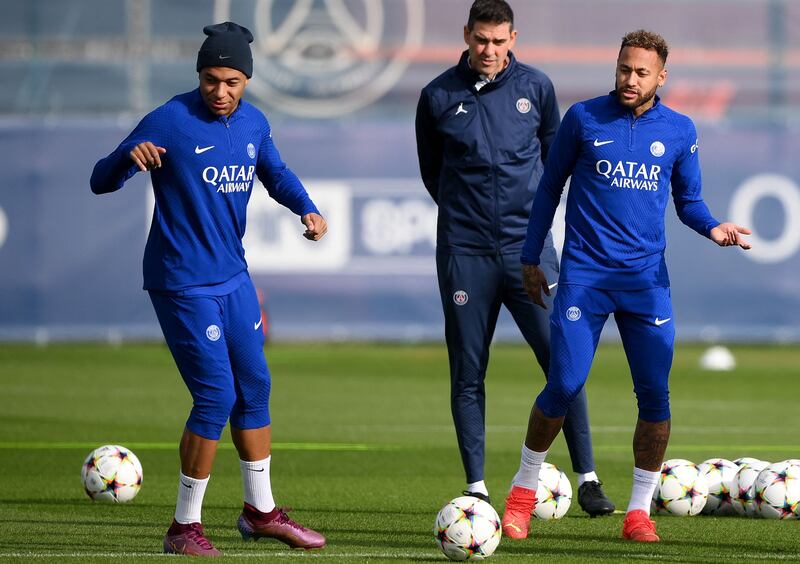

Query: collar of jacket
<box><xmin>456</xmin><ymin>50</ymin><xmax>517</xmax><ymax>92</ymax></box>
<box><xmin>607</xmin><ymin>91</ymin><xmax>663</xmax><ymax>120</ymax></box>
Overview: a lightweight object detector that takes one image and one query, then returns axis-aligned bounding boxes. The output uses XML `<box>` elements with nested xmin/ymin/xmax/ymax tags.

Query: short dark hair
<box><xmin>467</xmin><ymin>0</ymin><xmax>514</xmax><ymax>31</ymax></box>
<box><xmin>620</xmin><ymin>30</ymin><xmax>669</xmax><ymax>65</ymax></box>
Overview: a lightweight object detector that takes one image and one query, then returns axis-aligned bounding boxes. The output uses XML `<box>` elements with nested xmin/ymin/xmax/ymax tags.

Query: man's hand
<box><xmin>301</xmin><ymin>213</ymin><xmax>328</xmax><ymax>241</ymax></box>
<box><xmin>710</xmin><ymin>222</ymin><xmax>752</xmax><ymax>250</ymax></box>
<box><xmin>129</xmin><ymin>142</ymin><xmax>166</xmax><ymax>172</ymax></box>
<box><xmin>522</xmin><ymin>264</ymin><xmax>551</xmax><ymax>309</ymax></box>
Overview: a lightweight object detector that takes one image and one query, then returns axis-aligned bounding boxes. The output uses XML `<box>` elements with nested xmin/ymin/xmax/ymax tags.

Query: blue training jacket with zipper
<box><xmin>415</xmin><ymin>50</ymin><xmax>560</xmax><ymax>256</ymax></box>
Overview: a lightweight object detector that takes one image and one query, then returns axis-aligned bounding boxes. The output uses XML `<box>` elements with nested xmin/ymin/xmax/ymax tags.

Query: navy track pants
<box><xmin>437</xmin><ymin>247</ymin><xmax>595</xmax><ymax>483</ymax></box>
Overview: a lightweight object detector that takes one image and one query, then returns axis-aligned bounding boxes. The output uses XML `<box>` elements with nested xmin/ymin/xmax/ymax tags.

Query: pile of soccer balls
<box><xmin>81</xmin><ymin>444</ymin><xmax>143</xmax><ymax>502</ymax></box>
<box><xmin>434</xmin><ymin>463</ymin><xmax>572</xmax><ymax>560</ymax></box>
<box><xmin>652</xmin><ymin>457</ymin><xmax>800</xmax><ymax>519</ymax></box>
<box><xmin>434</xmin><ymin>457</ymin><xmax>799</xmax><ymax>560</ymax></box>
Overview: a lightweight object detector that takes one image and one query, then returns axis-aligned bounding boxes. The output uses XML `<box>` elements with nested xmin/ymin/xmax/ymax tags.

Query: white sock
<box><xmin>174</xmin><ymin>472</ymin><xmax>209</xmax><ymax>524</ymax></box>
<box><xmin>511</xmin><ymin>444</ymin><xmax>547</xmax><ymax>491</ymax></box>
<box><xmin>240</xmin><ymin>456</ymin><xmax>276</xmax><ymax>513</ymax></box>
<box><xmin>466</xmin><ymin>480</ymin><xmax>489</xmax><ymax>497</ymax></box>
<box><xmin>626</xmin><ymin>467</ymin><xmax>660</xmax><ymax>514</ymax></box>
<box><xmin>577</xmin><ymin>471</ymin><xmax>599</xmax><ymax>487</ymax></box>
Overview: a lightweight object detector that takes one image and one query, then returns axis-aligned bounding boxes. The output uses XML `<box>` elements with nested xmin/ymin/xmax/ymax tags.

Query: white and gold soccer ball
<box><xmin>532</xmin><ymin>462</ymin><xmax>572</xmax><ymax>520</ymax></box>
<box><xmin>651</xmin><ymin>458</ymin><xmax>708</xmax><ymax>516</ymax></box>
<box><xmin>753</xmin><ymin>461</ymin><xmax>800</xmax><ymax>520</ymax></box>
<box><xmin>697</xmin><ymin>458</ymin><xmax>738</xmax><ymax>516</ymax></box>
<box><xmin>434</xmin><ymin>496</ymin><xmax>501</xmax><ymax>561</ymax></box>
<box><xmin>81</xmin><ymin>444</ymin><xmax>143</xmax><ymax>502</ymax></box>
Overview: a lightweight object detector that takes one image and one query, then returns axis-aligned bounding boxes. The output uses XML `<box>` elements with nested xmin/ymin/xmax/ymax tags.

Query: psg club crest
<box><xmin>516</xmin><ymin>97</ymin><xmax>531</xmax><ymax>114</ymax></box>
<box><xmin>566</xmin><ymin>306</ymin><xmax>581</xmax><ymax>321</ymax></box>
<box><xmin>214</xmin><ymin>0</ymin><xmax>424</xmax><ymax>118</ymax></box>
<box><xmin>453</xmin><ymin>290</ymin><xmax>469</xmax><ymax>306</ymax></box>
<box><xmin>206</xmin><ymin>324</ymin><xmax>221</xmax><ymax>341</ymax></box>
<box><xmin>650</xmin><ymin>141</ymin><xmax>665</xmax><ymax>157</ymax></box>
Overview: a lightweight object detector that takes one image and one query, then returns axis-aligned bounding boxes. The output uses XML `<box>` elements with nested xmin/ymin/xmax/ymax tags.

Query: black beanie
<box><xmin>196</xmin><ymin>22</ymin><xmax>254</xmax><ymax>78</ymax></box>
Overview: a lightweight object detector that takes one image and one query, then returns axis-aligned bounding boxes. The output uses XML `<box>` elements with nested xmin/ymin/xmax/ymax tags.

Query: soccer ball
<box><xmin>731</xmin><ymin>458</ymin><xmax>769</xmax><ymax>516</ymax></box>
<box><xmin>651</xmin><ymin>458</ymin><xmax>708</xmax><ymax>516</ymax></box>
<box><xmin>81</xmin><ymin>445</ymin><xmax>143</xmax><ymax>502</ymax></box>
<box><xmin>753</xmin><ymin>461</ymin><xmax>800</xmax><ymax>519</ymax></box>
<box><xmin>697</xmin><ymin>458</ymin><xmax>738</xmax><ymax>516</ymax></box>
<box><xmin>532</xmin><ymin>462</ymin><xmax>572</xmax><ymax>520</ymax></box>
<box><xmin>434</xmin><ymin>496</ymin><xmax>501</xmax><ymax>561</ymax></box>
<box><xmin>698</xmin><ymin>345</ymin><xmax>736</xmax><ymax>371</ymax></box>
<box><xmin>733</xmin><ymin>457</ymin><xmax>763</xmax><ymax>466</ymax></box>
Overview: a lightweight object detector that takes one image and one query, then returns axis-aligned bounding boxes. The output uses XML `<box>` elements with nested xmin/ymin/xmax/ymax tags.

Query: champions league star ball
<box><xmin>697</xmin><ymin>458</ymin><xmax>738</xmax><ymax>516</ymax></box>
<box><xmin>652</xmin><ymin>459</ymin><xmax>708</xmax><ymax>516</ymax></box>
<box><xmin>732</xmin><ymin>458</ymin><xmax>769</xmax><ymax>517</ymax></box>
<box><xmin>81</xmin><ymin>445</ymin><xmax>143</xmax><ymax>502</ymax></box>
<box><xmin>434</xmin><ymin>496</ymin><xmax>501</xmax><ymax>561</ymax></box>
<box><xmin>532</xmin><ymin>462</ymin><xmax>573</xmax><ymax>520</ymax></box>
<box><xmin>753</xmin><ymin>461</ymin><xmax>800</xmax><ymax>520</ymax></box>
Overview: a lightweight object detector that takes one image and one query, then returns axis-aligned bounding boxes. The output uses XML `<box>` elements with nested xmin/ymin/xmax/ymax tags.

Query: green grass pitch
<box><xmin>1</xmin><ymin>342</ymin><xmax>799</xmax><ymax>562</ymax></box>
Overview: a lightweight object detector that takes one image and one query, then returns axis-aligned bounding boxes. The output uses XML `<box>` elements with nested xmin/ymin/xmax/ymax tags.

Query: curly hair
<box><xmin>467</xmin><ymin>0</ymin><xmax>514</xmax><ymax>31</ymax></box>
<box><xmin>620</xmin><ymin>30</ymin><xmax>669</xmax><ymax>65</ymax></box>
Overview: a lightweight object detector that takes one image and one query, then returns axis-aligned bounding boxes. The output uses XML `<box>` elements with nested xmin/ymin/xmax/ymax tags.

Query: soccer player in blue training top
<box><xmin>501</xmin><ymin>29</ymin><xmax>752</xmax><ymax>542</ymax></box>
<box><xmin>415</xmin><ymin>0</ymin><xmax>614</xmax><ymax>516</ymax></box>
<box><xmin>90</xmin><ymin>22</ymin><xmax>327</xmax><ymax>557</ymax></box>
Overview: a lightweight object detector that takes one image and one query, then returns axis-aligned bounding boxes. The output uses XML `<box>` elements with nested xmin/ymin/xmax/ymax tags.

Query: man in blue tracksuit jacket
<box><xmin>415</xmin><ymin>0</ymin><xmax>613</xmax><ymax>514</ymax></box>
<box><xmin>91</xmin><ymin>22</ymin><xmax>326</xmax><ymax>556</ymax></box>
<box><xmin>501</xmin><ymin>29</ymin><xmax>752</xmax><ymax>542</ymax></box>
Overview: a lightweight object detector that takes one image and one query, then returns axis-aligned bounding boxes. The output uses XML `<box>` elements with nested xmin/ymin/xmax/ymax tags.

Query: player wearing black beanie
<box><xmin>91</xmin><ymin>20</ymin><xmax>328</xmax><ymax>557</ymax></box>
<box><xmin>196</xmin><ymin>21</ymin><xmax>254</xmax><ymax>78</ymax></box>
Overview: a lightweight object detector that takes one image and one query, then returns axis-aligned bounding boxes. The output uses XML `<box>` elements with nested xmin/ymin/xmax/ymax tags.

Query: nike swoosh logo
<box><xmin>168</xmin><ymin>538</ymin><xmax>187</xmax><ymax>553</ymax></box>
<box><xmin>195</xmin><ymin>145</ymin><xmax>214</xmax><ymax>154</ymax></box>
<box><xmin>219</xmin><ymin>55</ymin><xmax>231</xmax><ymax>60</ymax></box>
<box><xmin>181</xmin><ymin>481</ymin><xmax>193</xmax><ymax>489</ymax></box>
<box><xmin>548</xmin><ymin>283</ymin><xmax>558</xmax><ymax>290</ymax></box>
<box><xmin>655</xmin><ymin>317</ymin><xmax>672</xmax><ymax>326</ymax></box>
<box><xmin>254</xmin><ymin>318</ymin><xmax>263</xmax><ymax>331</ymax></box>
<box><xmin>594</xmin><ymin>139</ymin><xmax>614</xmax><ymax>146</ymax></box>
<box><xmin>247</xmin><ymin>467</ymin><xmax>265</xmax><ymax>472</ymax></box>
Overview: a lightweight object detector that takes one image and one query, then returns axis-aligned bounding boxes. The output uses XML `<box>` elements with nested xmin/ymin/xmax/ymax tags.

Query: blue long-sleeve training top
<box><xmin>91</xmin><ymin>89</ymin><xmax>319</xmax><ymax>293</ymax></box>
<box><xmin>521</xmin><ymin>94</ymin><xmax>720</xmax><ymax>290</ymax></box>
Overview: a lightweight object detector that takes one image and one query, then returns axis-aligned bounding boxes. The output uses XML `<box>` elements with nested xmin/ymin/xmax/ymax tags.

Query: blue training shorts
<box><xmin>149</xmin><ymin>276</ymin><xmax>270</xmax><ymax>440</ymax></box>
<box><xmin>536</xmin><ymin>284</ymin><xmax>675</xmax><ymax>423</ymax></box>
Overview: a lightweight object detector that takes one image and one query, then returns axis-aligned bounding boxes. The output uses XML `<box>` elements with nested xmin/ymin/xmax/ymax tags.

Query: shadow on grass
<box><xmin>302</xmin><ymin>506</ymin><xmax>434</xmax><ymax>517</ymax></box>
<box><xmin>0</xmin><ymin>540</ymin><xmax>111</xmax><ymax>551</ymax></box>
<box><xmin>502</xmin><ymin>529</ymin><xmax>787</xmax><ymax>557</ymax></box>
<box><xmin>1</xmin><ymin>498</ymin><xmax>442</xmax><ymax>516</ymax></box>
<box><xmin>0</xmin><ymin>498</ymin><xmax>256</xmax><ymax>510</ymax></box>
<box><xmin>0</xmin><ymin>516</ymin><xmax>165</xmax><ymax>528</ymax></box>
<box><xmin>0</xmin><ymin>498</ymin><xmax>174</xmax><ymax>508</ymax></box>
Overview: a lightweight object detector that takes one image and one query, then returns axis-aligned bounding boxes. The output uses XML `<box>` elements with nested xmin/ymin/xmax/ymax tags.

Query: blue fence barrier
<box><xmin>0</xmin><ymin>120</ymin><xmax>798</xmax><ymax>342</ymax></box>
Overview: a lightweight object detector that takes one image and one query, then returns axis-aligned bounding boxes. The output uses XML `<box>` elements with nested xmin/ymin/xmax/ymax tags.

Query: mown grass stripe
<box><xmin>0</xmin><ymin>441</ymin><xmax>795</xmax><ymax>454</ymax></box>
<box><xmin>0</xmin><ymin>552</ymin><xmax>797</xmax><ymax>561</ymax></box>
<box><xmin>595</xmin><ymin>444</ymin><xmax>800</xmax><ymax>453</ymax></box>
<box><xmin>0</xmin><ymin>441</ymin><xmax>400</xmax><ymax>452</ymax></box>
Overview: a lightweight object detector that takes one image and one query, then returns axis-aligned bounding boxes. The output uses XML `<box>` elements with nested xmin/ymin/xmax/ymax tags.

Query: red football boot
<box><xmin>501</xmin><ymin>486</ymin><xmax>537</xmax><ymax>540</ymax></box>
<box><xmin>622</xmin><ymin>509</ymin><xmax>660</xmax><ymax>542</ymax></box>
